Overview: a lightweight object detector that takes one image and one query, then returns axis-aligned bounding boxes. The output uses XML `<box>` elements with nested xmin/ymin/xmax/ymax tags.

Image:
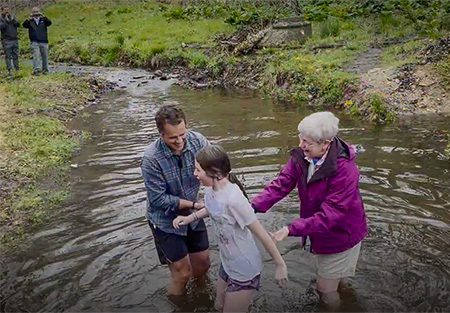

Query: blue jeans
<box><xmin>31</xmin><ymin>41</ymin><xmax>49</xmax><ymax>73</ymax></box>
<box><xmin>3</xmin><ymin>40</ymin><xmax>19</xmax><ymax>71</ymax></box>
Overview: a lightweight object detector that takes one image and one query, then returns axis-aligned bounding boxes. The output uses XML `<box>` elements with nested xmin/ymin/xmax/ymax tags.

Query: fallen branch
<box><xmin>312</xmin><ymin>43</ymin><xmax>345</xmax><ymax>51</ymax></box>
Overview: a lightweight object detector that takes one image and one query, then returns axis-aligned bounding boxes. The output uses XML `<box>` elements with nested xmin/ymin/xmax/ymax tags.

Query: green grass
<box><xmin>379</xmin><ymin>13</ymin><xmax>416</xmax><ymax>39</ymax></box>
<box><xmin>381</xmin><ymin>39</ymin><xmax>425</xmax><ymax>67</ymax></box>
<box><xmin>258</xmin><ymin>18</ymin><xmax>371</xmax><ymax>106</ymax></box>
<box><xmin>0</xmin><ymin>64</ymin><xmax>96</xmax><ymax>250</ymax></box>
<box><xmin>16</xmin><ymin>1</ymin><xmax>235</xmax><ymax>67</ymax></box>
<box><xmin>436</xmin><ymin>55</ymin><xmax>450</xmax><ymax>90</ymax></box>
<box><xmin>367</xmin><ymin>93</ymin><xmax>395</xmax><ymax>124</ymax></box>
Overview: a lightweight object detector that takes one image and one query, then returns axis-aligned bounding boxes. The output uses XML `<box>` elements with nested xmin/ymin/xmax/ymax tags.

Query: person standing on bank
<box><xmin>251</xmin><ymin>111</ymin><xmax>367</xmax><ymax>308</ymax></box>
<box><xmin>22</xmin><ymin>7</ymin><xmax>51</xmax><ymax>75</ymax></box>
<box><xmin>0</xmin><ymin>6</ymin><xmax>20</xmax><ymax>77</ymax></box>
<box><xmin>141</xmin><ymin>105</ymin><xmax>210</xmax><ymax>295</ymax></box>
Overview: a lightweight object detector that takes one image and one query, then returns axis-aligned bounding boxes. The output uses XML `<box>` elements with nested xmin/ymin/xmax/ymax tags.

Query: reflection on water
<box><xmin>1</xmin><ymin>69</ymin><xmax>449</xmax><ymax>312</ymax></box>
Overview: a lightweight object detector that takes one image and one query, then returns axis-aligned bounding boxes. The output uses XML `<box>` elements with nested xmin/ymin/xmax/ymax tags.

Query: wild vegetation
<box><xmin>15</xmin><ymin>0</ymin><xmax>445</xmax><ymax>121</ymax></box>
<box><xmin>0</xmin><ymin>63</ymin><xmax>107</xmax><ymax>248</ymax></box>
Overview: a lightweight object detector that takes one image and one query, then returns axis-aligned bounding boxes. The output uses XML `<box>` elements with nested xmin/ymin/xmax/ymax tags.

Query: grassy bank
<box><xmin>0</xmin><ymin>64</ymin><xmax>102</xmax><ymax>249</ymax></box>
<box><xmin>33</xmin><ymin>1</ymin><xmax>236</xmax><ymax>67</ymax></box>
<box><xmin>18</xmin><ymin>0</ymin><xmax>447</xmax><ymax>122</ymax></box>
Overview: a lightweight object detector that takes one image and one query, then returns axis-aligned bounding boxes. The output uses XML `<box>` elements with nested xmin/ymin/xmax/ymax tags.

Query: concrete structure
<box><xmin>259</xmin><ymin>17</ymin><xmax>312</xmax><ymax>48</ymax></box>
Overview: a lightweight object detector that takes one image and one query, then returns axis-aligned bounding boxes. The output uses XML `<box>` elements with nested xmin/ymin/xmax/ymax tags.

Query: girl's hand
<box><xmin>173</xmin><ymin>216</ymin><xmax>190</xmax><ymax>229</ymax></box>
<box><xmin>270</xmin><ymin>226</ymin><xmax>289</xmax><ymax>242</ymax></box>
<box><xmin>193</xmin><ymin>201</ymin><xmax>205</xmax><ymax>210</ymax></box>
<box><xmin>275</xmin><ymin>262</ymin><xmax>288</xmax><ymax>288</ymax></box>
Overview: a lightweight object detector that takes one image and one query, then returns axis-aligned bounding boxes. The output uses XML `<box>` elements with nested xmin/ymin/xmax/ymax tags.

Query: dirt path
<box><xmin>361</xmin><ymin>64</ymin><xmax>450</xmax><ymax>114</ymax></box>
<box><xmin>344</xmin><ymin>47</ymin><xmax>383</xmax><ymax>75</ymax></box>
<box><xmin>344</xmin><ymin>40</ymin><xmax>450</xmax><ymax>116</ymax></box>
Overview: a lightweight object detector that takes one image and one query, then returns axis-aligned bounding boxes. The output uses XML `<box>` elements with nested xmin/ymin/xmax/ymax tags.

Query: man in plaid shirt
<box><xmin>141</xmin><ymin>105</ymin><xmax>210</xmax><ymax>295</ymax></box>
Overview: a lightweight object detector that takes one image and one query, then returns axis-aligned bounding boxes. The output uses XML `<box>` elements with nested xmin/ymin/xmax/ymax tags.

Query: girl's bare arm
<box><xmin>248</xmin><ymin>219</ymin><xmax>288</xmax><ymax>286</ymax></box>
<box><xmin>173</xmin><ymin>208</ymin><xmax>210</xmax><ymax>229</ymax></box>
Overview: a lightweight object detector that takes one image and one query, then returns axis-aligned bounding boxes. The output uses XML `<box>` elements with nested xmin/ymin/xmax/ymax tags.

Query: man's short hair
<box><xmin>155</xmin><ymin>105</ymin><xmax>186</xmax><ymax>133</ymax></box>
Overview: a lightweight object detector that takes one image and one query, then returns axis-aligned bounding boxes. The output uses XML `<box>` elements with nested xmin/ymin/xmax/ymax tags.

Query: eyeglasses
<box><xmin>298</xmin><ymin>136</ymin><xmax>330</xmax><ymax>147</ymax></box>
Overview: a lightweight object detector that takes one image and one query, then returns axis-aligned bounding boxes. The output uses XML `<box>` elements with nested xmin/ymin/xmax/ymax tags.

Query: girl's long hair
<box><xmin>196</xmin><ymin>145</ymin><xmax>248</xmax><ymax>199</ymax></box>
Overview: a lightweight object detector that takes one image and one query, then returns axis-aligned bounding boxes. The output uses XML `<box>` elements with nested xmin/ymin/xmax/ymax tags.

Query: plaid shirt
<box><xmin>141</xmin><ymin>131</ymin><xmax>208</xmax><ymax>235</ymax></box>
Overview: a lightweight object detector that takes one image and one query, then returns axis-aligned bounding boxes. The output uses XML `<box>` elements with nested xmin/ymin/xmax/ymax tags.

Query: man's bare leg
<box><xmin>167</xmin><ymin>255</ymin><xmax>192</xmax><ymax>295</ymax></box>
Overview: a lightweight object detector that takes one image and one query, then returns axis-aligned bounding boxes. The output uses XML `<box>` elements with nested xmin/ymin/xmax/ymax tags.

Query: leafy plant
<box><xmin>319</xmin><ymin>17</ymin><xmax>341</xmax><ymax>37</ymax></box>
<box><xmin>367</xmin><ymin>93</ymin><xmax>395</xmax><ymax>123</ymax></box>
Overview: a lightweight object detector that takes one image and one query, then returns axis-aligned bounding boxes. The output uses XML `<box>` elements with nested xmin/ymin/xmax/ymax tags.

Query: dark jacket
<box><xmin>252</xmin><ymin>137</ymin><xmax>368</xmax><ymax>254</ymax></box>
<box><xmin>22</xmin><ymin>17</ymin><xmax>51</xmax><ymax>43</ymax></box>
<box><xmin>0</xmin><ymin>15</ymin><xmax>20</xmax><ymax>41</ymax></box>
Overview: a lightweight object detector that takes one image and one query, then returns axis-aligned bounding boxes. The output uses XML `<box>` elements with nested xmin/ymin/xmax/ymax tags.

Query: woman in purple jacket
<box><xmin>251</xmin><ymin>111</ymin><xmax>367</xmax><ymax>308</ymax></box>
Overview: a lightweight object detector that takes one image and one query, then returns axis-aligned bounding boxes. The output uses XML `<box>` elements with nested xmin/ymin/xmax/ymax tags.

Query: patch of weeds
<box><xmin>367</xmin><ymin>93</ymin><xmax>395</xmax><ymax>124</ymax></box>
<box><xmin>304</xmin><ymin>18</ymin><xmax>372</xmax><ymax>55</ymax></box>
<box><xmin>378</xmin><ymin>12</ymin><xmax>416</xmax><ymax>39</ymax></box>
<box><xmin>436</xmin><ymin>55</ymin><xmax>450</xmax><ymax>90</ymax></box>
<box><xmin>1</xmin><ymin>187</ymin><xmax>70</xmax><ymax>250</ymax></box>
<box><xmin>206</xmin><ymin>57</ymin><xmax>224</xmax><ymax>77</ymax></box>
<box><xmin>150</xmin><ymin>44</ymin><xmax>166</xmax><ymax>56</ymax></box>
<box><xmin>345</xmin><ymin>99</ymin><xmax>361</xmax><ymax>117</ymax></box>
<box><xmin>319</xmin><ymin>17</ymin><xmax>341</xmax><ymax>38</ymax></box>
<box><xmin>6</xmin><ymin>116</ymin><xmax>78</xmax><ymax>179</ymax></box>
<box><xmin>381</xmin><ymin>39</ymin><xmax>425</xmax><ymax>67</ymax></box>
<box><xmin>264</xmin><ymin>50</ymin><xmax>356</xmax><ymax>106</ymax></box>
<box><xmin>117</xmin><ymin>7</ymin><xmax>133</xmax><ymax>14</ymax></box>
<box><xmin>445</xmin><ymin>135</ymin><xmax>450</xmax><ymax>159</ymax></box>
<box><xmin>162</xmin><ymin>1</ymin><xmax>288</xmax><ymax>26</ymax></box>
<box><xmin>80</xmin><ymin>130</ymin><xmax>92</xmax><ymax>142</ymax></box>
<box><xmin>380</xmin><ymin>11</ymin><xmax>400</xmax><ymax>35</ymax></box>
<box><xmin>186</xmin><ymin>51</ymin><xmax>208</xmax><ymax>69</ymax></box>
<box><xmin>319</xmin><ymin>71</ymin><xmax>355</xmax><ymax>105</ymax></box>
<box><xmin>0</xmin><ymin>68</ymin><xmax>99</xmax><ymax>249</ymax></box>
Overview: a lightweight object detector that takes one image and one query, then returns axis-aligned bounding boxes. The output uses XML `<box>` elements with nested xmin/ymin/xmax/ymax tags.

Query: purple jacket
<box><xmin>252</xmin><ymin>137</ymin><xmax>367</xmax><ymax>254</ymax></box>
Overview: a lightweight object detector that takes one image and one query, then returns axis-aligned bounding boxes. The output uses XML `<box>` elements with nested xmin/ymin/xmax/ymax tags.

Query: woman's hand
<box><xmin>275</xmin><ymin>262</ymin><xmax>288</xmax><ymax>288</ymax></box>
<box><xmin>173</xmin><ymin>215</ymin><xmax>192</xmax><ymax>229</ymax></box>
<box><xmin>270</xmin><ymin>226</ymin><xmax>289</xmax><ymax>242</ymax></box>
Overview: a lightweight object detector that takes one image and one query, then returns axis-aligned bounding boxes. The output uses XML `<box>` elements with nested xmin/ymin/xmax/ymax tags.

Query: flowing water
<box><xmin>1</xmin><ymin>67</ymin><xmax>449</xmax><ymax>312</ymax></box>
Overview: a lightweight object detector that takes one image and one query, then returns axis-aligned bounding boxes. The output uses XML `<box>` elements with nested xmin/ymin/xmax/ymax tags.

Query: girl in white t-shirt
<box><xmin>173</xmin><ymin>145</ymin><xmax>288</xmax><ymax>312</ymax></box>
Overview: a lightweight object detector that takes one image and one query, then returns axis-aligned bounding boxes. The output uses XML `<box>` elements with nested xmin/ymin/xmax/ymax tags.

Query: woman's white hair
<box><xmin>297</xmin><ymin>111</ymin><xmax>339</xmax><ymax>142</ymax></box>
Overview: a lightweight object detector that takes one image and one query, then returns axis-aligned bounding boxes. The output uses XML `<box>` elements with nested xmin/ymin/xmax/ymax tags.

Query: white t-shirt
<box><xmin>204</xmin><ymin>182</ymin><xmax>262</xmax><ymax>282</ymax></box>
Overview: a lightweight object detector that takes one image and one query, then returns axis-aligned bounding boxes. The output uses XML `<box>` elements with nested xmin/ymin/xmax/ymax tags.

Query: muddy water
<box><xmin>1</xmin><ymin>68</ymin><xmax>449</xmax><ymax>312</ymax></box>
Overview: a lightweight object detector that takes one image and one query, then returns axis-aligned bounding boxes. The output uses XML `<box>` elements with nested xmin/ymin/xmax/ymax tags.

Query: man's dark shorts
<box><xmin>148</xmin><ymin>219</ymin><xmax>209</xmax><ymax>264</ymax></box>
